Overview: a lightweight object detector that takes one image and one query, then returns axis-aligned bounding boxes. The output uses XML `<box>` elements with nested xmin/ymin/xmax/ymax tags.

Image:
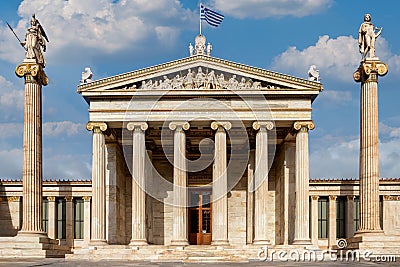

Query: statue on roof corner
<box><xmin>358</xmin><ymin>13</ymin><xmax>382</xmax><ymax>61</ymax></box>
<box><xmin>21</xmin><ymin>14</ymin><xmax>49</xmax><ymax>67</ymax></box>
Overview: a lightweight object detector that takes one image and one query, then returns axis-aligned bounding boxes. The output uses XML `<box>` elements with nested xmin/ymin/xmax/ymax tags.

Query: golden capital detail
<box><xmin>293</xmin><ymin>121</ymin><xmax>315</xmax><ymax>132</ymax></box>
<box><xmin>127</xmin><ymin>122</ymin><xmax>148</xmax><ymax>131</ymax></box>
<box><xmin>252</xmin><ymin>121</ymin><xmax>274</xmax><ymax>131</ymax></box>
<box><xmin>353</xmin><ymin>59</ymin><xmax>388</xmax><ymax>83</ymax></box>
<box><xmin>82</xmin><ymin>196</ymin><xmax>91</xmax><ymax>201</ymax></box>
<box><xmin>169</xmin><ymin>122</ymin><xmax>190</xmax><ymax>131</ymax></box>
<box><xmin>86</xmin><ymin>122</ymin><xmax>107</xmax><ymax>133</ymax></box>
<box><xmin>383</xmin><ymin>195</ymin><xmax>400</xmax><ymax>201</ymax></box>
<box><xmin>15</xmin><ymin>62</ymin><xmax>48</xmax><ymax>86</ymax></box>
<box><xmin>311</xmin><ymin>195</ymin><xmax>319</xmax><ymax>200</ymax></box>
<box><xmin>211</xmin><ymin>121</ymin><xmax>232</xmax><ymax>131</ymax></box>
<box><xmin>329</xmin><ymin>195</ymin><xmax>337</xmax><ymax>201</ymax></box>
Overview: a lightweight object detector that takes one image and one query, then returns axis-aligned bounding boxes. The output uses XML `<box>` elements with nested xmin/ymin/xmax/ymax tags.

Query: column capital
<box><xmin>86</xmin><ymin>122</ymin><xmax>107</xmax><ymax>133</ymax></box>
<box><xmin>127</xmin><ymin>122</ymin><xmax>148</xmax><ymax>131</ymax></box>
<box><xmin>293</xmin><ymin>121</ymin><xmax>315</xmax><ymax>132</ymax></box>
<box><xmin>329</xmin><ymin>195</ymin><xmax>337</xmax><ymax>201</ymax></box>
<box><xmin>252</xmin><ymin>121</ymin><xmax>274</xmax><ymax>131</ymax></box>
<box><xmin>7</xmin><ymin>196</ymin><xmax>20</xmax><ymax>202</ymax></box>
<box><xmin>347</xmin><ymin>195</ymin><xmax>355</xmax><ymax>201</ymax></box>
<box><xmin>311</xmin><ymin>195</ymin><xmax>319</xmax><ymax>201</ymax></box>
<box><xmin>211</xmin><ymin>121</ymin><xmax>231</xmax><ymax>131</ymax></box>
<box><xmin>353</xmin><ymin>59</ymin><xmax>388</xmax><ymax>83</ymax></box>
<box><xmin>47</xmin><ymin>196</ymin><xmax>56</xmax><ymax>202</ymax></box>
<box><xmin>82</xmin><ymin>196</ymin><xmax>91</xmax><ymax>202</ymax></box>
<box><xmin>169</xmin><ymin>121</ymin><xmax>190</xmax><ymax>131</ymax></box>
<box><xmin>64</xmin><ymin>196</ymin><xmax>74</xmax><ymax>202</ymax></box>
<box><xmin>15</xmin><ymin>62</ymin><xmax>48</xmax><ymax>86</ymax></box>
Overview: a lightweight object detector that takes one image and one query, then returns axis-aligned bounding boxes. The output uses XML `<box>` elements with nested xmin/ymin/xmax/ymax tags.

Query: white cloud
<box><xmin>0</xmin><ymin>123</ymin><xmax>23</xmax><ymax>138</ymax></box>
<box><xmin>310</xmin><ymin>123</ymin><xmax>400</xmax><ymax>179</ymax></box>
<box><xmin>210</xmin><ymin>0</ymin><xmax>333</xmax><ymax>19</ymax></box>
<box><xmin>43</xmin><ymin>121</ymin><xmax>85</xmax><ymax>137</ymax></box>
<box><xmin>318</xmin><ymin>90</ymin><xmax>352</xmax><ymax>104</ymax></box>
<box><xmin>0</xmin><ymin>148</ymin><xmax>22</xmax><ymax>178</ymax></box>
<box><xmin>0</xmin><ymin>75</ymin><xmax>24</xmax><ymax>120</ymax></box>
<box><xmin>271</xmin><ymin>35</ymin><xmax>400</xmax><ymax>83</ymax></box>
<box><xmin>0</xmin><ymin>0</ymin><xmax>196</xmax><ymax>64</ymax></box>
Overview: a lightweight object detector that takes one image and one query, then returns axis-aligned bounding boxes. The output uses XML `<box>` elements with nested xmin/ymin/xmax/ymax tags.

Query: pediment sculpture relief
<box><xmin>139</xmin><ymin>67</ymin><xmax>278</xmax><ymax>90</ymax></box>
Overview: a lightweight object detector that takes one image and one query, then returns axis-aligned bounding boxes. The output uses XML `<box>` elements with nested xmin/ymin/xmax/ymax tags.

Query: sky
<box><xmin>0</xmin><ymin>0</ymin><xmax>399</xmax><ymax>180</ymax></box>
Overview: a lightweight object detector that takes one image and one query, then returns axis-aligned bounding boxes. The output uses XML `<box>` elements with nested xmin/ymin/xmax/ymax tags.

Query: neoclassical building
<box><xmin>0</xmin><ymin>35</ymin><xmax>399</xmax><ymax>260</ymax></box>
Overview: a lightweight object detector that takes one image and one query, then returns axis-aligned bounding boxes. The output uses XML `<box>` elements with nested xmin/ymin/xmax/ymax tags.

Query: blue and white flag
<box><xmin>200</xmin><ymin>4</ymin><xmax>224</xmax><ymax>27</ymax></box>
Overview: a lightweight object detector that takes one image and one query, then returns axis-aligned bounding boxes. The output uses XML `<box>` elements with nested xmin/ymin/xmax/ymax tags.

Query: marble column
<box><xmin>47</xmin><ymin>196</ymin><xmax>56</xmax><ymax>240</ymax></box>
<box><xmin>169</xmin><ymin>122</ymin><xmax>190</xmax><ymax>246</ymax></box>
<box><xmin>86</xmin><ymin>122</ymin><xmax>108</xmax><ymax>245</ymax></box>
<box><xmin>346</xmin><ymin>196</ymin><xmax>355</xmax><ymax>238</ymax></box>
<box><xmin>65</xmin><ymin>196</ymin><xmax>74</xmax><ymax>248</ymax></box>
<box><xmin>83</xmin><ymin>196</ymin><xmax>91</xmax><ymax>244</ymax></box>
<box><xmin>105</xmin><ymin>143</ymin><xmax>118</xmax><ymax>244</ymax></box>
<box><xmin>246</xmin><ymin>149</ymin><xmax>255</xmax><ymax>244</ymax></box>
<box><xmin>16</xmin><ymin>62</ymin><xmax>48</xmax><ymax>236</ymax></box>
<box><xmin>328</xmin><ymin>195</ymin><xmax>337</xmax><ymax>248</ymax></box>
<box><xmin>292</xmin><ymin>121</ymin><xmax>314</xmax><ymax>245</ymax></box>
<box><xmin>252</xmin><ymin>121</ymin><xmax>274</xmax><ymax>245</ymax></box>
<box><xmin>353</xmin><ymin>59</ymin><xmax>388</xmax><ymax>233</ymax></box>
<box><xmin>311</xmin><ymin>195</ymin><xmax>319</xmax><ymax>246</ymax></box>
<box><xmin>127</xmin><ymin>122</ymin><xmax>148</xmax><ymax>246</ymax></box>
<box><xmin>211</xmin><ymin>121</ymin><xmax>231</xmax><ymax>246</ymax></box>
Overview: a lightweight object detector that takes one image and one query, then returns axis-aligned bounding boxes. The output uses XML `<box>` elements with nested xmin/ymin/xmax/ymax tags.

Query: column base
<box><xmin>354</xmin><ymin>229</ymin><xmax>384</xmax><ymax>236</ymax></box>
<box><xmin>129</xmin><ymin>239</ymin><xmax>148</xmax><ymax>246</ymax></box>
<box><xmin>211</xmin><ymin>240</ymin><xmax>230</xmax><ymax>246</ymax></box>
<box><xmin>89</xmin><ymin>240</ymin><xmax>108</xmax><ymax>246</ymax></box>
<box><xmin>17</xmin><ymin>230</ymin><xmax>48</xmax><ymax>238</ymax></box>
<box><xmin>252</xmin><ymin>239</ymin><xmax>271</xmax><ymax>245</ymax></box>
<box><xmin>292</xmin><ymin>238</ymin><xmax>312</xmax><ymax>245</ymax></box>
<box><xmin>170</xmin><ymin>240</ymin><xmax>189</xmax><ymax>246</ymax></box>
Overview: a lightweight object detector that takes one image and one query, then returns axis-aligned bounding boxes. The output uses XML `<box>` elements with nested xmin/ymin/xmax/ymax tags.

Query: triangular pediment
<box><xmin>78</xmin><ymin>55</ymin><xmax>323</xmax><ymax>93</ymax></box>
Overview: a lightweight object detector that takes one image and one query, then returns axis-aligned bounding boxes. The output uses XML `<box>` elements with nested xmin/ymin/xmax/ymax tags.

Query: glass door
<box><xmin>188</xmin><ymin>189</ymin><xmax>212</xmax><ymax>245</ymax></box>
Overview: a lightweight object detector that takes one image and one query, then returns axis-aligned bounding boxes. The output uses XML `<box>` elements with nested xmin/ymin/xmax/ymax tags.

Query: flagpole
<box><xmin>199</xmin><ymin>2</ymin><xmax>202</xmax><ymax>35</ymax></box>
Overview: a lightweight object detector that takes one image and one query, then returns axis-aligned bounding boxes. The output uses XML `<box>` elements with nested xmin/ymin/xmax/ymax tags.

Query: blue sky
<box><xmin>0</xmin><ymin>0</ymin><xmax>399</xmax><ymax>179</ymax></box>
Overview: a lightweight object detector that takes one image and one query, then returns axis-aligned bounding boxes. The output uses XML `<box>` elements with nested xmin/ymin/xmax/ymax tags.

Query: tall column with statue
<box><xmin>353</xmin><ymin>14</ymin><xmax>388</xmax><ymax>235</ymax></box>
<box><xmin>14</xmin><ymin>14</ymin><xmax>49</xmax><ymax>236</ymax></box>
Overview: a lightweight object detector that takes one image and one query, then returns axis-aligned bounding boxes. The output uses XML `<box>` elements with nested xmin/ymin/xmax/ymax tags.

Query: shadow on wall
<box><xmin>0</xmin><ymin>183</ymin><xmax>20</xmax><ymax>237</ymax></box>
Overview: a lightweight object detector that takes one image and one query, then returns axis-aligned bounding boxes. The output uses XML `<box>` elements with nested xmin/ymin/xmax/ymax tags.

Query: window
<box><xmin>74</xmin><ymin>198</ymin><xmax>84</xmax><ymax>239</ymax></box>
<box><xmin>336</xmin><ymin>197</ymin><xmax>346</xmax><ymax>238</ymax></box>
<box><xmin>42</xmin><ymin>198</ymin><xmax>48</xmax><ymax>233</ymax></box>
<box><xmin>354</xmin><ymin>197</ymin><xmax>360</xmax><ymax>233</ymax></box>
<box><xmin>318</xmin><ymin>197</ymin><xmax>328</xmax><ymax>238</ymax></box>
<box><xmin>57</xmin><ymin>198</ymin><xmax>66</xmax><ymax>239</ymax></box>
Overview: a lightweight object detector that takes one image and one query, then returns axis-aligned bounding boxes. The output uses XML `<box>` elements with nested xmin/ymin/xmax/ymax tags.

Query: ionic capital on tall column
<box><xmin>86</xmin><ymin>122</ymin><xmax>107</xmax><ymax>133</ymax></box>
<box><xmin>353</xmin><ymin>59</ymin><xmax>388</xmax><ymax>83</ymax></box>
<box><xmin>128</xmin><ymin>121</ymin><xmax>148</xmax><ymax>246</ymax></box>
<box><xmin>293</xmin><ymin>121</ymin><xmax>315</xmax><ymax>132</ymax></box>
<box><xmin>169</xmin><ymin>121</ymin><xmax>190</xmax><ymax>246</ymax></box>
<box><xmin>252</xmin><ymin>121</ymin><xmax>274</xmax><ymax>131</ymax></box>
<box><xmin>211</xmin><ymin>121</ymin><xmax>232</xmax><ymax>131</ymax></box>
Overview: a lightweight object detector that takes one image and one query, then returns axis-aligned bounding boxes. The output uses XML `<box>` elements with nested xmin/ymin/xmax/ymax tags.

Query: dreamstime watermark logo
<box><xmin>257</xmin><ymin>239</ymin><xmax>396</xmax><ymax>262</ymax></box>
<box><xmin>121</xmin><ymin>82</ymin><xmax>277</xmax><ymax>207</ymax></box>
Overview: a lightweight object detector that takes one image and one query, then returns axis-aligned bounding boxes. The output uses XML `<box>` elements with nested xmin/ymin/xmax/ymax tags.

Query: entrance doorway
<box><xmin>188</xmin><ymin>189</ymin><xmax>212</xmax><ymax>245</ymax></box>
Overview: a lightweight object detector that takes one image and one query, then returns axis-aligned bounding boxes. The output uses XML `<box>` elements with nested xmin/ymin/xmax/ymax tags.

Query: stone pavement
<box><xmin>0</xmin><ymin>259</ymin><xmax>398</xmax><ymax>267</ymax></box>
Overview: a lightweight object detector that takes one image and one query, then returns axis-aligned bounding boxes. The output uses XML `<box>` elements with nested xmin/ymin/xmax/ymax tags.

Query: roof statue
<box><xmin>21</xmin><ymin>14</ymin><xmax>49</xmax><ymax>67</ymax></box>
<box><xmin>207</xmin><ymin>42</ymin><xmax>212</xmax><ymax>56</ymax></box>
<box><xmin>80</xmin><ymin>67</ymin><xmax>93</xmax><ymax>84</ymax></box>
<box><xmin>194</xmin><ymin>34</ymin><xmax>206</xmax><ymax>55</ymax></box>
<box><xmin>308</xmin><ymin>65</ymin><xmax>320</xmax><ymax>82</ymax></box>
<box><xmin>358</xmin><ymin>13</ymin><xmax>382</xmax><ymax>61</ymax></box>
<box><xmin>189</xmin><ymin>43</ymin><xmax>194</xmax><ymax>57</ymax></box>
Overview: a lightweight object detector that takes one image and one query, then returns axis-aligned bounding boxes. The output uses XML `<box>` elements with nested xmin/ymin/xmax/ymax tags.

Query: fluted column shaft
<box><xmin>128</xmin><ymin>122</ymin><xmax>148</xmax><ymax>246</ymax></box>
<box><xmin>170</xmin><ymin>122</ymin><xmax>190</xmax><ymax>246</ymax></box>
<box><xmin>20</xmin><ymin>80</ymin><xmax>44</xmax><ymax>235</ymax></box>
<box><xmin>293</xmin><ymin>121</ymin><xmax>314</xmax><ymax>244</ymax></box>
<box><xmin>328</xmin><ymin>195</ymin><xmax>337</xmax><ymax>248</ymax></box>
<box><xmin>47</xmin><ymin>196</ymin><xmax>56</xmax><ymax>239</ymax></box>
<box><xmin>87</xmin><ymin>122</ymin><xmax>107</xmax><ymax>245</ymax></box>
<box><xmin>252</xmin><ymin>122</ymin><xmax>273</xmax><ymax>245</ymax></box>
<box><xmin>211</xmin><ymin>122</ymin><xmax>231</xmax><ymax>246</ymax></box>
<box><xmin>83</xmin><ymin>196</ymin><xmax>92</xmax><ymax>245</ymax></box>
<box><xmin>346</xmin><ymin>196</ymin><xmax>355</xmax><ymax>237</ymax></box>
<box><xmin>359</xmin><ymin>75</ymin><xmax>381</xmax><ymax>232</ymax></box>
<box><xmin>311</xmin><ymin>196</ymin><xmax>319</xmax><ymax>245</ymax></box>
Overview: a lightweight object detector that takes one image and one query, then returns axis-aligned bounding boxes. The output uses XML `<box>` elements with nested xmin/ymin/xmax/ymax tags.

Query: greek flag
<box><xmin>200</xmin><ymin>4</ymin><xmax>224</xmax><ymax>27</ymax></box>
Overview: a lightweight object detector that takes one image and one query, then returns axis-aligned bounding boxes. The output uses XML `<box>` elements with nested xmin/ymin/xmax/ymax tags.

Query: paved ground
<box><xmin>0</xmin><ymin>259</ymin><xmax>398</xmax><ymax>267</ymax></box>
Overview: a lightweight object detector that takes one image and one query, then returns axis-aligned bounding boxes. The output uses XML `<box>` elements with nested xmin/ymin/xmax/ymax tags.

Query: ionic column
<box><xmin>65</xmin><ymin>196</ymin><xmax>74</xmax><ymax>248</ymax></box>
<box><xmin>169</xmin><ymin>122</ymin><xmax>190</xmax><ymax>246</ymax></box>
<box><xmin>86</xmin><ymin>122</ymin><xmax>107</xmax><ymax>245</ymax></box>
<box><xmin>252</xmin><ymin>121</ymin><xmax>274</xmax><ymax>245</ymax></box>
<box><xmin>211</xmin><ymin>121</ymin><xmax>231</xmax><ymax>246</ymax></box>
<box><xmin>346</xmin><ymin>196</ymin><xmax>355</xmax><ymax>238</ymax></box>
<box><xmin>292</xmin><ymin>121</ymin><xmax>314</xmax><ymax>245</ymax></box>
<box><xmin>16</xmin><ymin>62</ymin><xmax>48</xmax><ymax>236</ymax></box>
<box><xmin>47</xmin><ymin>196</ymin><xmax>56</xmax><ymax>239</ymax></box>
<box><xmin>127</xmin><ymin>122</ymin><xmax>148</xmax><ymax>246</ymax></box>
<box><xmin>353</xmin><ymin>60</ymin><xmax>388</xmax><ymax>233</ymax></box>
<box><xmin>83</xmin><ymin>196</ymin><xmax>91</xmax><ymax>244</ymax></box>
<box><xmin>246</xmin><ymin>149</ymin><xmax>255</xmax><ymax>244</ymax></box>
<box><xmin>328</xmin><ymin>195</ymin><xmax>337</xmax><ymax>248</ymax></box>
<box><xmin>311</xmin><ymin>195</ymin><xmax>319</xmax><ymax>246</ymax></box>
